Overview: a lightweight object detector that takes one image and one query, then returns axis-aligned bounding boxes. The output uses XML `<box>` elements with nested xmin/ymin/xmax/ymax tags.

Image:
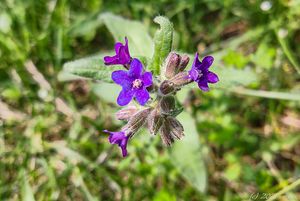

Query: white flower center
<box><xmin>132</xmin><ymin>79</ymin><xmax>143</xmax><ymax>89</ymax></box>
<box><xmin>197</xmin><ymin>70</ymin><xmax>203</xmax><ymax>79</ymax></box>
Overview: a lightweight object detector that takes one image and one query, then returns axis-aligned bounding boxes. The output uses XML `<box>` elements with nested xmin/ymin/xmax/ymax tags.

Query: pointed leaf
<box><xmin>213</xmin><ymin>67</ymin><xmax>258</xmax><ymax>88</ymax></box>
<box><xmin>92</xmin><ymin>83</ymin><xmax>120</xmax><ymax>103</ymax></box>
<box><xmin>60</xmin><ymin>54</ymin><xmax>149</xmax><ymax>82</ymax></box>
<box><xmin>182</xmin><ymin>53</ymin><xmax>258</xmax><ymax>90</ymax></box>
<box><xmin>148</xmin><ymin>16</ymin><xmax>174</xmax><ymax>75</ymax></box>
<box><xmin>62</xmin><ymin>54</ymin><xmax>123</xmax><ymax>82</ymax></box>
<box><xmin>183</xmin><ymin>66</ymin><xmax>258</xmax><ymax>90</ymax></box>
<box><xmin>170</xmin><ymin>111</ymin><xmax>207</xmax><ymax>193</ymax></box>
<box><xmin>99</xmin><ymin>13</ymin><xmax>153</xmax><ymax>57</ymax></box>
<box><xmin>230</xmin><ymin>88</ymin><xmax>300</xmax><ymax>101</ymax></box>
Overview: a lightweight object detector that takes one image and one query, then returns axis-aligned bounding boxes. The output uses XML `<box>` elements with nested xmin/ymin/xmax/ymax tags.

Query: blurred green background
<box><xmin>1</xmin><ymin>0</ymin><xmax>300</xmax><ymax>200</ymax></box>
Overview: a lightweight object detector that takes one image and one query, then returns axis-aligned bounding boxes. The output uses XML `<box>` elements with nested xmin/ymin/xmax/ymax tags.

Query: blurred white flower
<box><xmin>260</xmin><ymin>1</ymin><xmax>272</xmax><ymax>11</ymax></box>
<box><xmin>278</xmin><ymin>28</ymin><xmax>288</xmax><ymax>38</ymax></box>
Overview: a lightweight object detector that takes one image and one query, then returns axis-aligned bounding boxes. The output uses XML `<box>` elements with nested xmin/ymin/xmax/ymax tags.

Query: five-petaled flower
<box><xmin>104</xmin><ymin>130</ymin><xmax>129</xmax><ymax>157</ymax></box>
<box><xmin>189</xmin><ymin>53</ymin><xmax>219</xmax><ymax>91</ymax></box>
<box><xmin>112</xmin><ymin>58</ymin><xmax>153</xmax><ymax>106</ymax></box>
<box><xmin>104</xmin><ymin>37</ymin><xmax>131</xmax><ymax>66</ymax></box>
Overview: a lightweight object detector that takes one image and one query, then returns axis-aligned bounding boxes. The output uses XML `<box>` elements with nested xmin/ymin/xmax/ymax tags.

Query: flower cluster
<box><xmin>103</xmin><ymin>37</ymin><xmax>219</xmax><ymax>157</ymax></box>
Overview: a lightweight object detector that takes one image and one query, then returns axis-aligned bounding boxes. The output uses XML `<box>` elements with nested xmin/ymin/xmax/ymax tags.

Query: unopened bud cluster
<box><xmin>159</xmin><ymin>53</ymin><xmax>192</xmax><ymax>95</ymax></box>
<box><xmin>110</xmin><ymin>52</ymin><xmax>192</xmax><ymax>154</ymax></box>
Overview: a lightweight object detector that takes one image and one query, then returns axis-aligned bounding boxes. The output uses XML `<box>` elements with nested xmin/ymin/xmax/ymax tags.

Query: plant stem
<box><xmin>276</xmin><ymin>29</ymin><xmax>300</xmax><ymax>74</ymax></box>
<box><xmin>266</xmin><ymin>178</ymin><xmax>300</xmax><ymax>201</ymax></box>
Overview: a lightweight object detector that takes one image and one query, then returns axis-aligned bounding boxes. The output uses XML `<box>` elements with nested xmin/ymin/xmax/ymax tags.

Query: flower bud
<box><xmin>159</xmin><ymin>96</ymin><xmax>175</xmax><ymax>114</ymax></box>
<box><xmin>166</xmin><ymin>117</ymin><xmax>184</xmax><ymax>140</ymax></box>
<box><xmin>160</xmin><ymin>123</ymin><xmax>174</xmax><ymax>146</ymax></box>
<box><xmin>115</xmin><ymin>105</ymin><xmax>138</xmax><ymax>121</ymax></box>
<box><xmin>147</xmin><ymin>109</ymin><xmax>163</xmax><ymax>135</ymax></box>
<box><xmin>178</xmin><ymin>55</ymin><xmax>190</xmax><ymax>72</ymax></box>
<box><xmin>169</xmin><ymin>72</ymin><xmax>192</xmax><ymax>87</ymax></box>
<box><xmin>159</xmin><ymin>80</ymin><xmax>175</xmax><ymax>95</ymax></box>
<box><xmin>123</xmin><ymin>108</ymin><xmax>152</xmax><ymax>137</ymax></box>
<box><xmin>164</xmin><ymin>52</ymin><xmax>181</xmax><ymax>79</ymax></box>
<box><xmin>169</xmin><ymin>107</ymin><xmax>183</xmax><ymax>117</ymax></box>
<box><xmin>160</xmin><ymin>116</ymin><xmax>184</xmax><ymax>146</ymax></box>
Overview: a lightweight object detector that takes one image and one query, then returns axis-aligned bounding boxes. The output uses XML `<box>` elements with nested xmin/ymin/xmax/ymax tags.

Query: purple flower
<box><xmin>188</xmin><ymin>53</ymin><xmax>219</xmax><ymax>91</ymax></box>
<box><xmin>112</xmin><ymin>58</ymin><xmax>153</xmax><ymax>106</ymax></box>
<box><xmin>104</xmin><ymin>130</ymin><xmax>129</xmax><ymax>157</ymax></box>
<box><xmin>104</xmin><ymin>37</ymin><xmax>131</xmax><ymax>66</ymax></box>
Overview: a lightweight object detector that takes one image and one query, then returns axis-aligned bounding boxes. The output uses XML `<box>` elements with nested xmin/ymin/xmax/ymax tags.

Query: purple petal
<box><xmin>129</xmin><ymin>58</ymin><xmax>143</xmax><ymax>78</ymax></box>
<box><xmin>108</xmin><ymin>133</ymin><xmax>121</xmax><ymax>144</ymax></box>
<box><xmin>201</xmin><ymin>56</ymin><xmax>214</xmax><ymax>69</ymax></box>
<box><xmin>104</xmin><ymin>55</ymin><xmax>119</xmax><ymax>65</ymax></box>
<box><xmin>119</xmin><ymin>37</ymin><xmax>131</xmax><ymax>64</ymax></box>
<box><xmin>112</xmin><ymin>70</ymin><xmax>132</xmax><ymax>89</ymax></box>
<box><xmin>121</xmin><ymin>144</ymin><xmax>128</xmax><ymax>157</ymax></box>
<box><xmin>141</xmin><ymin>72</ymin><xmax>153</xmax><ymax>87</ymax></box>
<box><xmin>103</xmin><ymin>130</ymin><xmax>122</xmax><ymax>143</ymax></box>
<box><xmin>124</xmin><ymin>37</ymin><xmax>130</xmax><ymax>57</ymax></box>
<box><xmin>118</xmin><ymin>134</ymin><xmax>128</xmax><ymax>157</ymax></box>
<box><xmin>117</xmin><ymin>88</ymin><xmax>134</xmax><ymax>106</ymax></box>
<box><xmin>118</xmin><ymin>46</ymin><xmax>131</xmax><ymax>65</ymax></box>
<box><xmin>197</xmin><ymin>80</ymin><xmax>210</xmax><ymax>91</ymax></box>
<box><xmin>114</xmin><ymin>42</ymin><xmax>123</xmax><ymax>53</ymax></box>
<box><xmin>188</xmin><ymin>68</ymin><xmax>199</xmax><ymax>81</ymax></box>
<box><xmin>104</xmin><ymin>38</ymin><xmax>131</xmax><ymax>65</ymax></box>
<box><xmin>103</xmin><ymin>130</ymin><xmax>128</xmax><ymax>157</ymax></box>
<box><xmin>192</xmin><ymin>53</ymin><xmax>202</xmax><ymax>68</ymax></box>
<box><xmin>135</xmin><ymin>89</ymin><xmax>150</xmax><ymax>105</ymax></box>
<box><xmin>207</xmin><ymin>71</ymin><xmax>219</xmax><ymax>83</ymax></box>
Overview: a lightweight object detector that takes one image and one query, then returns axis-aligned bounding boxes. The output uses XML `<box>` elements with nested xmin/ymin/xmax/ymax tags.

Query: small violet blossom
<box><xmin>104</xmin><ymin>37</ymin><xmax>131</xmax><ymax>66</ymax></box>
<box><xmin>104</xmin><ymin>130</ymin><xmax>129</xmax><ymax>157</ymax></box>
<box><xmin>188</xmin><ymin>53</ymin><xmax>219</xmax><ymax>91</ymax></box>
<box><xmin>112</xmin><ymin>58</ymin><xmax>153</xmax><ymax>106</ymax></box>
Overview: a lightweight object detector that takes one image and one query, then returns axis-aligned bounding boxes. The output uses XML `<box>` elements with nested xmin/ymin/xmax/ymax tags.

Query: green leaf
<box><xmin>61</xmin><ymin>54</ymin><xmax>149</xmax><ymax>82</ymax></box>
<box><xmin>213</xmin><ymin>67</ymin><xmax>258</xmax><ymax>88</ymax></box>
<box><xmin>148</xmin><ymin>16</ymin><xmax>174</xmax><ymax>75</ymax></box>
<box><xmin>21</xmin><ymin>170</ymin><xmax>36</xmax><ymax>201</ymax></box>
<box><xmin>99</xmin><ymin>13</ymin><xmax>154</xmax><ymax>57</ymax></box>
<box><xmin>230</xmin><ymin>88</ymin><xmax>300</xmax><ymax>101</ymax></box>
<box><xmin>62</xmin><ymin>54</ymin><xmax>123</xmax><ymax>82</ymax></box>
<box><xmin>92</xmin><ymin>83</ymin><xmax>120</xmax><ymax>103</ymax></box>
<box><xmin>170</xmin><ymin>111</ymin><xmax>207</xmax><ymax>193</ymax></box>
<box><xmin>57</xmin><ymin>70</ymin><xmax>84</xmax><ymax>82</ymax></box>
